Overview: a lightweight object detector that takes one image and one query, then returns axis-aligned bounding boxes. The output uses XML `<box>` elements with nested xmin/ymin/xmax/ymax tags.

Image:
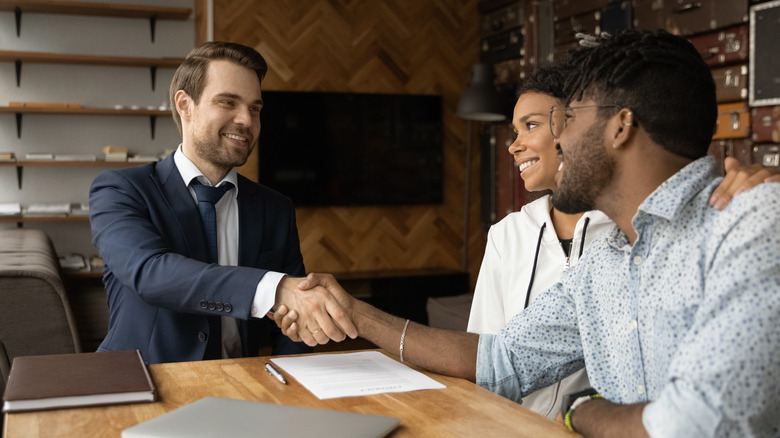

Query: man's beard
<box><xmin>552</xmin><ymin>120</ymin><xmax>615</xmax><ymax>214</ymax></box>
<box><xmin>191</xmin><ymin>128</ymin><xmax>253</xmax><ymax>169</ymax></box>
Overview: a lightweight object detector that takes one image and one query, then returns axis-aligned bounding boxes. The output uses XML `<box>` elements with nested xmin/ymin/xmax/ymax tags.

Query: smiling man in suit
<box><xmin>89</xmin><ymin>42</ymin><xmax>356</xmax><ymax>364</ymax></box>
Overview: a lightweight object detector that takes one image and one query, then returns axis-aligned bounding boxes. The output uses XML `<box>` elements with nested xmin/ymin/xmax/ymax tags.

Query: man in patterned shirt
<box><xmin>273</xmin><ymin>30</ymin><xmax>780</xmax><ymax>437</ymax></box>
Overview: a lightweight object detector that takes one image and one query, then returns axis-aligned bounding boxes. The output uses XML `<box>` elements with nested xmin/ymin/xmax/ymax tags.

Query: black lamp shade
<box><xmin>456</xmin><ymin>64</ymin><xmax>507</xmax><ymax>122</ymax></box>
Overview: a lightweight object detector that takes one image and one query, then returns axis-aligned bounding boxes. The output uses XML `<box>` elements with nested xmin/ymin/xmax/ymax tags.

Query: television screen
<box><xmin>257</xmin><ymin>91</ymin><xmax>443</xmax><ymax>206</ymax></box>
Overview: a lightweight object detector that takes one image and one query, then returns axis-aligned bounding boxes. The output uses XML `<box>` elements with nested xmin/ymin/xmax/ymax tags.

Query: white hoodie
<box><xmin>468</xmin><ymin>194</ymin><xmax>613</xmax><ymax>418</ymax></box>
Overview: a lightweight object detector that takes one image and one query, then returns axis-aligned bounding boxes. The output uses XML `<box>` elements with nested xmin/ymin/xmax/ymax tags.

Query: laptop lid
<box><xmin>122</xmin><ymin>397</ymin><xmax>400</xmax><ymax>438</ymax></box>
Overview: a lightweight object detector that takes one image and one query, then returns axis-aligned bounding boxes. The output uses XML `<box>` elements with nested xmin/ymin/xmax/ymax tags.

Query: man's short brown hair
<box><xmin>169</xmin><ymin>41</ymin><xmax>268</xmax><ymax>134</ymax></box>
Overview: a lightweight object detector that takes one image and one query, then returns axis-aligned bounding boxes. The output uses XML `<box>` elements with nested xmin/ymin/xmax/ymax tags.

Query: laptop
<box><xmin>122</xmin><ymin>397</ymin><xmax>400</xmax><ymax>438</ymax></box>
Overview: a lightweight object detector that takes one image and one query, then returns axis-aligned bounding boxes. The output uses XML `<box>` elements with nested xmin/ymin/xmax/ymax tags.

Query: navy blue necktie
<box><xmin>190</xmin><ymin>180</ymin><xmax>232</xmax><ymax>360</ymax></box>
<box><xmin>191</xmin><ymin>181</ymin><xmax>233</xmax><ymax>264</ymax></box>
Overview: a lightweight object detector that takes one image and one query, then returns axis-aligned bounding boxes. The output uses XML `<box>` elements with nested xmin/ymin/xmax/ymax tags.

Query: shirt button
<box><xmin>637</xmin><ymin>385</ymin><xmax>645</xmax><ymax>394</ymax></box>
<box><xmin>251</xmin><ymin>306</ymin><xmax>258</xmax><ymax>316</ymax></box>
<box><xmin>633</xmin><ymin>256</ymin><xmax>642</xmax><ymax>265</ymax></box>
<box><xmin>630</xmin><ymin>320</ymin><xmax>638</xmax><ymax>330</ymax></box>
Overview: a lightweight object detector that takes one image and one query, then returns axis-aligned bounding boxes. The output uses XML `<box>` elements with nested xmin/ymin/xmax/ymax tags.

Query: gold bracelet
<box><xmin>399</xmin><ymin>319</ymin><xmax>410</xmax><ymax>363</ymax></box>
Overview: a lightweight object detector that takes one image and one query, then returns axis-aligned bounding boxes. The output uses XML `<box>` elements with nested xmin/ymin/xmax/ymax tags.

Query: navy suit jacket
<box><xmin>89</xmin><ymin>154</ymin><xmax>311</xmax><ymax>364</ymax></box>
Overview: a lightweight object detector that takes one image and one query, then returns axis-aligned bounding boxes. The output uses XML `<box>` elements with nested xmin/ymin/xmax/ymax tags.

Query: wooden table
<box><xmin>3</xmin><ymin>350</ymin><xmax>577</xmax><ymax>437</ymax></box>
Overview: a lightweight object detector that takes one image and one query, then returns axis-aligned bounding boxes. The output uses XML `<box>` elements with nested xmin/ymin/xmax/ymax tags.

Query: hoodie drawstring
<box><xmin>524</xmin><ymin>216</ymin><xmax>591</xmax><ymax>309</ymax></box>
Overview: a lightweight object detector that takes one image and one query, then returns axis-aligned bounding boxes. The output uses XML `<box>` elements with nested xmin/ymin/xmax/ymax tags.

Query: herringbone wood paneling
<box><xmin>214</xmin><ymin>0</ymin><xmax>485</xmax><ymax>282</ymax></box>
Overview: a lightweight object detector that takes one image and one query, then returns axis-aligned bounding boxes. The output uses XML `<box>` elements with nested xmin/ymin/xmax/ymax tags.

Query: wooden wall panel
<box><xmin>214</xmin><ymin>0</ymin><xmax>485</xmax><ymax>283</ymax></box>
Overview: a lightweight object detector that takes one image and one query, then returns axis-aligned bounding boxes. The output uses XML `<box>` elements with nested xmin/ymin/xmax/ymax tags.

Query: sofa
<box><xmin>0</xmin><ymin>228</ymin><xmax>82</xmax><ymax>371</ymax></box>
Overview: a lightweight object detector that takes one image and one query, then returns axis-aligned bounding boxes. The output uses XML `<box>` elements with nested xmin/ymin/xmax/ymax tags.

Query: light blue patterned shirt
<box><xmin>476</xmin><ymin>156</ymin><xmax>780</xmax><ymax>437</ymax></box>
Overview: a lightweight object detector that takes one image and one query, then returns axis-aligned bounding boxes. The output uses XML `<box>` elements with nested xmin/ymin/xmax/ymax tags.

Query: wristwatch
<box><xmin>560</xmin><ymin>387</ymin><xmax>601</xmax><ymax>432</ymax></box>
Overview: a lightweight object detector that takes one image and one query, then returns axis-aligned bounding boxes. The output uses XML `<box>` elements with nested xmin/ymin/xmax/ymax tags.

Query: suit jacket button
<box><xmin>224</xmin><ymin>303</ymin><xmax>232</xmax><ymax>313</ymax></box>
<box><xmin>208</xmin><ymin>301</ymin><xmax>216</xmax><ymax>310</ymax></box>
<box><xmin>200</xmin><ymin>300</ymin><xmax>208</xmax><ymax>309</ymax></box>
<box><xmin>197</xmin><ymin>331</ymin><xmax>207</xmax><ymax>342</ymax></box>
<box><xmin>215</xmin><ymin>302</ymin><xmax>224</xmax><ymax>311</ymax></box>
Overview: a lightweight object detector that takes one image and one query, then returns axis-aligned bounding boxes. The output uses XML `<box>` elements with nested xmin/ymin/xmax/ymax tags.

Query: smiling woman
<box><xmin>509</xmin><ymin>92</ymin><xmax>564</xmax><ymax>193</ymax></box>
<box><xmin>467</xmin><ymin>63</ymin><xmax>614</xmax><ymax>419</ymax></box>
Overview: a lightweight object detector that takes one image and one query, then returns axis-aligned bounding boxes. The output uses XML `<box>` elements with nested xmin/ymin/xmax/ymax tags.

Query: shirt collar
<box><xmin>606</xmin><ymin>155</ymin><xmax>719</xmax><ymax>250</ymax></box>
<box><xmin>173</xmin><ymin>144</ymin><xmax>239</xmax><ymax>197</ymax></box>
<box><xmin>636</xmin><ymin>155</ymin><xmax>718</xmax><ymax>222</ymax></box>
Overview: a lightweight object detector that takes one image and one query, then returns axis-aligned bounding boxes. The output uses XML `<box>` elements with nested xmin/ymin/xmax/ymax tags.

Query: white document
<box><xmin>0</xmin><ymin>203</ymin><xmax>21</xmax><ymax>216</ymax></box>
<box><xmin>271</xmin><ymin>351</ymin><xmax>446</xmax><ymax>400</ymax></box>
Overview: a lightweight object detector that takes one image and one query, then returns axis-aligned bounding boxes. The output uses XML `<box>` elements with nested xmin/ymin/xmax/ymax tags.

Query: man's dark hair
<box><xmin>564</xmin><ymin>29</ymin><xmax>716</xmax><ymax>159</ymax></box>
<box><xmin>169</xmin><ymin>41</ymin><xmax>268</xmax><ymax>134</ymax></box>
<box><xmin>517</xmin><ymin>62</ymin><xmax>575</xmax><ymax>101</ymax></box>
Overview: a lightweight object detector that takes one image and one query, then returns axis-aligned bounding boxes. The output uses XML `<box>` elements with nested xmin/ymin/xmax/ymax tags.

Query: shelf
<box><xmin>0</xmin><ymin>50</ymin><xmax>183</xmax><ymax>88</ymax></box>
<box><xmin>0</xmin><ymin>105</ymin><xmax>168</xmax><ymax>116</ymax></box>
<box><xmin>0</xmin><ymin>159</ymin><xmax>154</xmax><ymax>189</ymax></box>
<box><xmin>0</xmin><ymin>0</ymin><xmax>192</xmax><ymax>41</ymax></box>
<box><xmin>0</xmin><ymin>159</ymin><xmax>154</xmax><ymax>168</ymax></box>
<box><xmin>0</xmin><ymin>105</ymin><xmax>169</xmax><ymax>139</ymax></box>
<box><xmin>0</xmin><ymin>215</ymin><xmax>90</xmax><ymax>226</ymax></box>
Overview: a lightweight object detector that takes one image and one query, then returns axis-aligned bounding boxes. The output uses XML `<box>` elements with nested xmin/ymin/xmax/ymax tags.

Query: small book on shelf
<box><xmin>0</xmin><ymin>203</ymin><xmax>21</xmax><ymax>216</ymax></box>
<box><xmin>69</xmin><ymin>202</ymin><xmax>90</xmax><ymax>216</ymax></box>
<box><xmin>0</xmin><ymin>152</ymin><xmax>16</xmax><ymax>161</ymax></box>
<box><xmin>2</xmin><ymin>350</ymin><xmax>157</xmax><ymax>413</ymax></box>
<box><xmin>24</xmin><ymin>152</ymin><xmax>54</xmax><ymax>160</ymax></box>
<box><xmin>128</xmin><ymin>154</ymin><xmax>161</xmax><ymax>162</ymax></box>
<box><xmin>55</xmin><ymin>153</ymin><xmax>97</xmax><ymax>161</ymax></box>
<box><xmin>104</xmin><ymin>152</ymin><xmax>128</xmax><ymax>162</ymax></box>
<box><xmin>23</xmin><ymin>203</ymin><xmax>71</xmax><ymax>217</ymax></box>
<box><xmin>59</xmin><ymin>253</ymin><xmax>86</xmax><ymax>271</ymax></box>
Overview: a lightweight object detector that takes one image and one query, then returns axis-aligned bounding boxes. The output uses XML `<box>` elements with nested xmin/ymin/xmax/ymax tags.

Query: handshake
<box><xmin>270</xmin><ymin>273</ymin><xmax>361</xmax><ymax>346</ymax></box>
<box><xmin>273</xmin><ymin>272</ymin><xmax>482</xmax><ymax>381</ymax></box>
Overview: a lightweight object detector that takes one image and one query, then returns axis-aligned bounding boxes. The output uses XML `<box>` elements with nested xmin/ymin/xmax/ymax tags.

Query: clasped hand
<box><xmin>270</xmin><ymin>273</ymin><xmax>357</xmax><ymax>346</ymax></box>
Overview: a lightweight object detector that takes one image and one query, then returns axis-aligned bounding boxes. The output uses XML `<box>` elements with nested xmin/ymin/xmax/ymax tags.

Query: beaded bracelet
<box><xmin>564</xmin><ymin>393</ymin><xmax>603</xmax><ymax>433</ymax></box>
<box><xmin>399</xmin><ymin>319</ymin><xmax>410</xmax><ymax>362</ymax></box>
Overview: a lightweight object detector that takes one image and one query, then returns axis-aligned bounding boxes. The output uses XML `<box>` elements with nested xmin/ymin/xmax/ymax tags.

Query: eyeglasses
<box><xmin>549</xmin><ymin>104</ymin><xmax>624</xmax><ymax>139</ymax></box>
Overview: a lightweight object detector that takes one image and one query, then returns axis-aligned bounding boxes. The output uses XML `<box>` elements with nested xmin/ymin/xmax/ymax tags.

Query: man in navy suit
<box><xmin>89</xmin><ymin>42</ymin><xmax>356</xmax><ymax>364</ymax></box>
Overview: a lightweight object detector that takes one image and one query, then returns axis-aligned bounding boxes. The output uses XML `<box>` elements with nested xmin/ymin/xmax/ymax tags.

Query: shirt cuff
<box><xmin>476</xmin><ymin>334</ymin><xmax>525</xmax><ymax>402</ymax></box>
<box><xmin>250</xmin><ymin>271</ymin><xmax>286</xmax><ymax>319</ymax></box>
<box><xmin>642</xmin><ymin>379</ymin><xmax>719</xmax><ymax>438</ymax></box>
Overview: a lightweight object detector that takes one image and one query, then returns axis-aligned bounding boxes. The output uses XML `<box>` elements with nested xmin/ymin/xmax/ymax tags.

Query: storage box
<box><xmin>688</xmin><ymin>25</ymin><xmax>748</xmax><ymax>67</ymax></box>
<box><xmin>753</xmin><ymin>143</ymin><xmax>780</xmax><ymax>169</ymax></box>
<box><xmin>752</xmin><ymin>106</ymin><xmax>780</xmax><ymax>142</ymax></box>
<box><xmin>711</xmin><ymin>64</ymin><xmax>748</xmax><ymax>103</ymax></box>
<box><xmin>713</xmin><ymin>102</ymin><xmax>751</xmax><ymax>139</ymax></box>
<box><xmin>664</xmin><ymin>0</ymin><xmax>748</xmax><ymax>36</ymax></box>
<box><xmin>522</xmin><ymin>0</ymin><xmax>555</xmax><ymax>71</ymax></box>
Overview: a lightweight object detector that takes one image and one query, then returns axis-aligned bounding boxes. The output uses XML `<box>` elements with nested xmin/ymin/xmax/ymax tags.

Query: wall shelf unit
<box><xmin>0</xmin><ymin>0</ymin><xmax>192</xmax><ymax>41</ymax></box>
<box><xmin>0</xmin><ymin>105</ymin><xmax>170</xmax><ymax>139</ymax></box>
<box><xmin>0</xmin><ymin>0</ymin><xmax>194</xmax><ymax>262</ymax></box>
<box><xmin>0</xmin><ymin>50</ymin><xmax>183</xmax><ymax>88</ymax></box>
<box><xmin>0</xmin><ymin>159</ymin><xmax>154</xmax><ymax>189</ymax></box>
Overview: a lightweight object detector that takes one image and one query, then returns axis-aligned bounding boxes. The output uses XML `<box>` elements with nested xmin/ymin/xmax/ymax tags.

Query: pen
<box><xmin>265</xmin><ymin>362</ymin><xmax>287</xmax><ymax>385</ymax></box>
